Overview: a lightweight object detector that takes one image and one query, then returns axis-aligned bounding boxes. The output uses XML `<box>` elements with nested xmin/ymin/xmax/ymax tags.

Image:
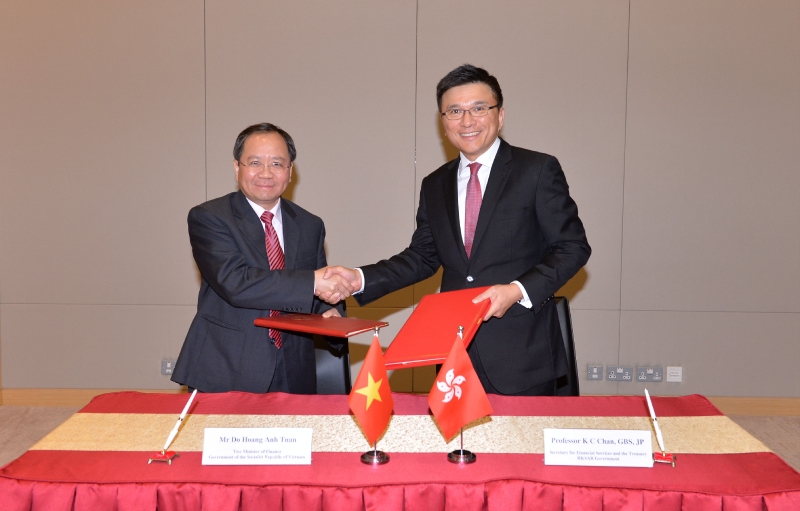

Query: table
<box><xmin>1</xmin><ymin>392</ymin><xmax>798</xmax><ymax>510</ymax></box>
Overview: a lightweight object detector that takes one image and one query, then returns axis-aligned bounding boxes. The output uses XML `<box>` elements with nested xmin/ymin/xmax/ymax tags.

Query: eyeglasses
<box><xmin>238</xmin><ymin>160</ymin><xmax>292</xmax><ymax>174</ymax></box>
<box><xmin>441</xmin><ymin>104</ymin><xmax>499</xmax><ymax>121</ymax></box>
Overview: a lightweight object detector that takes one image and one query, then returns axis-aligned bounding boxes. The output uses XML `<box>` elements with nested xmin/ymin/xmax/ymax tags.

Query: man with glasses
<box><xmin>324</xmin><ymin>65</ymin><xmax>590</xmax><ymax>396</ymax></box>
<box><xmin>172</xmin><ymin>123</ymin><xmax>352</xmax><ymax>394</ymax></box>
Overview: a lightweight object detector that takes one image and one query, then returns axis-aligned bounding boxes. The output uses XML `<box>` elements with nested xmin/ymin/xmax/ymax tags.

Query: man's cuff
<box><xmin>512</xmin><ymin>281</ymin><xmax>532</xmax><ymax>309</ymax></box>
<box><xmin>355</xmin><ymin>268</ymin><xmax>365</xmax><ymax>294</ymax></box>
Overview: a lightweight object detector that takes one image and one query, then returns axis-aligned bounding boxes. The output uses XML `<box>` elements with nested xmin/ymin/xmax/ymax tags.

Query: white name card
<box><xmin>202</xmin><ymin>428</ymin><xmax>312</xmax><ymax>465</ymax></box>
<box><xmin>543</xmin><ymin>428</ymin><xmax>653</xmax><ymax>468</ymax></box>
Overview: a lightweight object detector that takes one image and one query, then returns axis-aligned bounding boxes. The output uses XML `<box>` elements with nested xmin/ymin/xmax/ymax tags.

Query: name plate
<box><xmin>543</xmin><ymin>428</ymin><xmax>653</xmax><ymax>467</ymax></box>
<box><xmin>202</xmin><ymin>428</ymin><xmax>312</xmax><ymax>465</ymax></box>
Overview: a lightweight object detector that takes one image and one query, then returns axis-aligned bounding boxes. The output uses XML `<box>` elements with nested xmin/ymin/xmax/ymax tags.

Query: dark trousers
<box><xmin>189</xmin><ymin>343</ymin><xmax>289</xmax><ymax>393</ymax></box>
<box><xmin>468</xmin><ymin>349</ymin><xmax>558</xmax><ymax>396</ymax></box>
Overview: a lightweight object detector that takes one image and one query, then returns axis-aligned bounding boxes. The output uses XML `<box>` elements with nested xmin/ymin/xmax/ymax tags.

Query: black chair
<box><xmin>314</xmin><ymin>336</ymin><xmax>352</xmax><ymax>395</ymax></box>
<box><xmin>554</xmin><ymin>296</ymin><xmax>580</xmax><ymax>396</ymax></box>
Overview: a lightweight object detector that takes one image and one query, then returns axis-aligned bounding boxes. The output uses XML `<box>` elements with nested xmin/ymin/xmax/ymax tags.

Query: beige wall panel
<box><xmin>620</xmin><ymin>310</ymin><xmax>800</xmax><ymax>397</ymax></box>
<box><xmin>415</xmin><ymin>1</ymin><xmax>630</xmax><ymax>310</ymax></box>
<box><xmin>1</xmin><ymin>304</ymin><xmax>195</xmax><ymax>389</ymax></box>
<box><xmin>204</xmin><ymin>1</ymin><xmax>417</xmax><ymax>300</ymax></box>
<box><xmin>622</xmin><ymin>1</ymin><xmax>800</xmax><ymax>312</ymax></box>
<box><xmin>570</xmin><ymin>309</ymin><xmax>621</xmax><ymax>395</ymax></box>
<box><xmin>0</xmin><ymin>1</ymin><xmax>205</xmax><ymax>306</ymax></box>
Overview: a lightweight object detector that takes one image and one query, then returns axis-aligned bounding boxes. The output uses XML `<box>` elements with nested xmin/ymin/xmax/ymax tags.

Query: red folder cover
<box><xmin>383</xmin><ymin>287</ymin><xmax>490</xmax><ymax>370</ymax></box>
<box><xmin>254</xmin><ymin>314</ymin><xmax>388</xmax><ymax>338</ymax></box>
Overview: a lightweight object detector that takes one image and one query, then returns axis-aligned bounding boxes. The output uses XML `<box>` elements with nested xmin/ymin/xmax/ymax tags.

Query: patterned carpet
<box><xmin>0</xmin><ymin>406</ymin><xmax>798</xmax><ymax>472</ymax></box>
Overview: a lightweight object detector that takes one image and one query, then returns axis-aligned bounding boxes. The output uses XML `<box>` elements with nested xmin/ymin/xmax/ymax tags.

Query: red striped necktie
<box><xmin>464</xmin><ymin>162</ymin><xmax>482</xmax><ymax>258</ymax></box>
<box><xmin>261</xmin><ymin>211</ymin><xmax>284</xmax><ymax>349</ymax></box>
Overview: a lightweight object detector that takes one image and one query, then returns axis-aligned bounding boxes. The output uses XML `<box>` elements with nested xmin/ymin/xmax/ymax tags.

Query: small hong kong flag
<box><xmin>348</xmin><ymin>333</ymin><xmax>394</xmax><ymax>446</ymax></box>
<box><xmin>428</xmin><ymin>337</ymin><xmax>493</xmax><ymax>440</ymax></box>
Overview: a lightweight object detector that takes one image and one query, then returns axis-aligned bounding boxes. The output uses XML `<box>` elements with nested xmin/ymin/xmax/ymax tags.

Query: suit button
<box><xmin>466</xmin><ymin>276</ymin><xmax>474</xmax><ymax>282</ymax></box>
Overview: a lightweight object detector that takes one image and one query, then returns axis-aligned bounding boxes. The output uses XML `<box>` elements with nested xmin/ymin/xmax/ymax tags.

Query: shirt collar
<box><xmin>245</xmin><ymin>197</ymin><xmax>282</xmax><ymax>225</ymax></box>
<box><xmin>459</xmin><ymin>137</ymin><xmax>501</xmax><ymax>175</ymax></box>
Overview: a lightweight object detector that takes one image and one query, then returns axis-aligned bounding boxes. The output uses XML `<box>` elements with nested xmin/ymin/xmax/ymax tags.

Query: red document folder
<box><xmin>254</xmin><ymin>315</ymin><xmax>388</xmax><ymax>338</ymax></box>
<box><xmin>383</xmin><ymin>287</ymin><xmax>490</xmax><ymax>370</ymax></box>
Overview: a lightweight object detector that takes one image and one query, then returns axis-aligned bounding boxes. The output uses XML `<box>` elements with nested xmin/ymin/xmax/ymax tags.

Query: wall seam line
<box><xmin>617</xmin><ymin>0</ymin><xmax>632</xmax><ymax>374</ymax></box>
<box><xmin>411</xmin><ymin>0</ymin><xmax>419</xmax><ymax>392</ymax></box>
<box><xmin>203</xmin><ymin>0</ymin><xmax>208</xmax><ymax>201</ymax></box>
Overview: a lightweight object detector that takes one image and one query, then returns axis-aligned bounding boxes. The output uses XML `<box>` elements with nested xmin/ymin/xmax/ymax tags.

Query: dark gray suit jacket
<box><xmin>172</xmin><ymin>191</ymin><xmax>342</xmax><ymax>393</ymax></box>
<box><xmin>358</xmin><ymin>140</ymin><xmax>590</xmax><ymax>394</ymax></box>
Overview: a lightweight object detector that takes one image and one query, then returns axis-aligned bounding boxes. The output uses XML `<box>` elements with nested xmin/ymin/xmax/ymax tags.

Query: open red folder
<box><xmin>254</xmin><ymin>315</ymin><xmax>388</xmax><ymax>338</ymax></box>
<box><xmin>383</xmin><ymin>287</ymin><xmax>490</xmax><ymax>370</ymax></box>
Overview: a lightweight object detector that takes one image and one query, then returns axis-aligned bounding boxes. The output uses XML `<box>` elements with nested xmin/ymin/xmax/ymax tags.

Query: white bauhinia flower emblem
<box><xmin>436</xmin><ymin>369</ymin><xmax>466</xmax><ymax>403</ymax></box>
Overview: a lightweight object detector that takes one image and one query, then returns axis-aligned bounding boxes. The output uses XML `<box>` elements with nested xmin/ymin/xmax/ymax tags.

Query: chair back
<box><xmin>554</xmin><ymin>296</ymin><xmax>580</xmax><ymax>396</ymax></box>
<box><xmin>314</xmin><ymin>336</ymin><xmax>352</xmax><ymax>395</ymax></box>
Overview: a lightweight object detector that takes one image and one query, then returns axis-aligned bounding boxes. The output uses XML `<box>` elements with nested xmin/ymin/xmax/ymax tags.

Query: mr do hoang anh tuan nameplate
<box><xmin>382</xmin><ymin>287</ymin><xmax>490</xmax><ymax>370</ymax></box>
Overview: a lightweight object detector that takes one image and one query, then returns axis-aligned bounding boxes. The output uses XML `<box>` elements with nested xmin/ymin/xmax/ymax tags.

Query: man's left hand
<box><xmin>472</xmin><ymin>284</ymin><xmax>522</xmax><ymax>321</ymax></box>
<box><xmin>321</xmin><ymin>308</ymin><xmax>342</xmax><ymax>318</ymax></box>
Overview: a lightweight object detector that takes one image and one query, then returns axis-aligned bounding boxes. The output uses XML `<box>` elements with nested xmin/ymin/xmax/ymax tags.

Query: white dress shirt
<box><xmin>247</xmin><ymin>197</ymin><xmax>319</xmax><ymax>294</ymax></box>
<box><xmin>456</xmin><ymin>137</ymin><xmax>500</xmax><ymax>240</ymax></box>
<box><xmin>246</xmin><ymin>197</ymin><xmax>284</xmax><ymax>250</ymax></box>
<box><xmin>457</xmin><ymin>138</ymin><xmax>531</xmax><ymax>308</ymax></box>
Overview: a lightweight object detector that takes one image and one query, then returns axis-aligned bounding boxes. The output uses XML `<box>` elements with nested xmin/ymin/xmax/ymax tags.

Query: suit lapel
<box><xmin>441</xmin><ymin>159</ymin><xmax>468</xmax><ymax>263</ymax></box>
<box><xmin>232</xmin><ymin>191</ymin><xmax>270</xmax><ymax>266</ymax></box>
<box><xmin>280</xmin><ymin>199</ymin><xmax>300</xmax><ymax>269</ymax></box>
<box><xmin>470</xmin><ymin>140</ymin><xmax>513</xmax><ymax>262</ymax></box>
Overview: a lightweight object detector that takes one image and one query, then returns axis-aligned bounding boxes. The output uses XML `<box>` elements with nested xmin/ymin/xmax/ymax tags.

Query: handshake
<box><xmin>313</xmin><ymin>266</ymin><xmax>362</xmax><ymax>305</ymax></box>
<box><xmin>313</xmin><ymin>266</ymin><xmax>521</xmax><ymax>322</ymax></box>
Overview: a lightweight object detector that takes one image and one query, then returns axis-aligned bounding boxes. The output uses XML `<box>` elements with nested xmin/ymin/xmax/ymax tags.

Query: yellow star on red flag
<box><xmin>348</xmin><ymin>333</ymin><xmax>394</xmax><ymax>446</ymax></box>
<box><xmin>355</xmin><ymin>373</ymin><xmax>383</xmax><ymax>409</ymax></box>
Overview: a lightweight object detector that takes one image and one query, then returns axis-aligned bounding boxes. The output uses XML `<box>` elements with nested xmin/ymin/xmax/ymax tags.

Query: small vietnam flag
<box><xmin>428</xmin><ymin>336</ymin><xmax>493</xmax><ymax>440</ymax></box>
<box><xmin>348</xmin><ymin>333</ymin><xmax>394</xmax><ymax>446</ymax></box>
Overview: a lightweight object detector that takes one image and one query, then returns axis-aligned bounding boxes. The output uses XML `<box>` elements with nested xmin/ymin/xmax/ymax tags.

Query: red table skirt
<box><xmin>1</xmin><ymin>476</ymin><xmax>798</xmax><ymax>511</ymax></box>
<box><xmin>2</xmin><ymin>451</ymin><xmax>799</xmax><ymax>511</ymax></box>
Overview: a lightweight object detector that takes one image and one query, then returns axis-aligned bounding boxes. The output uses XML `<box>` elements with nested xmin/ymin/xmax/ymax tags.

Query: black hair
<box><xmin>233</xmin><ymin>123</ymin><xmax>297</xmax><ymax>162</ymax></box>
<box><xmin>436</xmin><ymin>64</ymin><xmax>503</xmax><ymax>112</ymax></box>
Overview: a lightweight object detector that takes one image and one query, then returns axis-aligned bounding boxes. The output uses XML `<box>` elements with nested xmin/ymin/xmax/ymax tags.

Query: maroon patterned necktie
<box><xmin>261</xmin><ymin>211</ymin><xmax>284</xmax><ymax>349</ymax></box>
<box><xmin>464</xmin><ymin>162</ymin><xmax>482</xmax><ymax>258</ymax></box>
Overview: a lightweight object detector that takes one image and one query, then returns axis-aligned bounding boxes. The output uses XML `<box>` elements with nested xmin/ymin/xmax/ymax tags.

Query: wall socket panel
<box><xmin>636</xmin><ymin>366</ymin><xmax>663</xmax><ymax>382</ymax></box>
<box><xmin>161</xmin><ymin>359</ymin><xmax>177</xmax><ymax>376</ymax></box>
<box><xmin>666</xmin><ymin>366</ymin><xmax>683</xmax><ymax>382</ymax></box>
<box><xmin>607</xmin><ymin>366</ymin><xmax>633</xmax><ymax>382</ymax></box>
<box><xmin>587</xmin><ymin>365</ymin><xmax>603</xmax><ymax>380</ymax></box>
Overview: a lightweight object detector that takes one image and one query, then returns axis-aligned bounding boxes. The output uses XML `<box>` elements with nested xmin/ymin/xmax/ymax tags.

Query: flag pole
<box><xmin>446</xmin><ymin>326</ymin><xmax>476</xmax><ymax>464</ymax></box>
<box><xmin>359</xmin><ymin>327</ymin><xmax>391</xmax><ymax>465</ymax></box>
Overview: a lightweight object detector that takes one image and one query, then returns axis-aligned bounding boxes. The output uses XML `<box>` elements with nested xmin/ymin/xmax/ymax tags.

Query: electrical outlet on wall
<box><xmin>161</xmin><ymin>359</ymin><xmax>177</xmax><ymax>376</ymax></box>
<box><xmin>636</xmin><ymin>366</ymin><xmax>663</xmax><ymax>382</ymax></box>
<box><xmin>607</xmin><ymin>366</ymin><xmax>633</xmax><ymax>382</ymax></box>
<box><xmin>587</xmin><ymin>365</ymin><xmax>603</xmax><ymax>380</ymax></box>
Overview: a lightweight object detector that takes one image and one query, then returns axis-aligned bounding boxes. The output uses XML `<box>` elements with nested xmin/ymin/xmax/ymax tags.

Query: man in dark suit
<box><xmin>324</xmin><ymin>65</ymin><xmax>590</xmax><ymax>395</ymax></box>
<box><xmin>172</xmin><ymin>123</ymin><xmax>352</xmax><ymax>394</ymax></box>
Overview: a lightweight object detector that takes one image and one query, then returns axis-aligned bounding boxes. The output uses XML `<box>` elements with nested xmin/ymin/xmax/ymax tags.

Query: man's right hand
<box><xmin>314</xmin><ymin>268</ymin><xmax>356</xmax><ymax>304</ymax></box>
